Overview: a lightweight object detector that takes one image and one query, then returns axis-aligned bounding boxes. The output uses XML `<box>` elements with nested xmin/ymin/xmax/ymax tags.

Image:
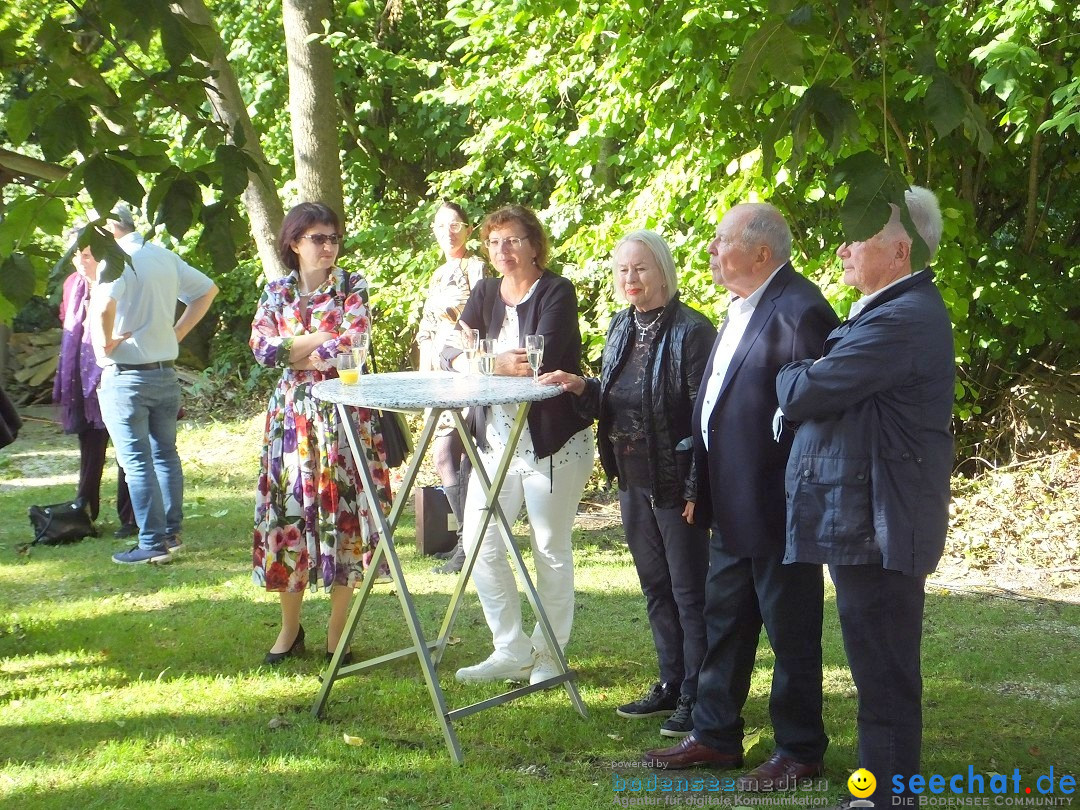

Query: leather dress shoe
<box><xmin>644</xmin><ymin>733</ymin><xmax>744</xmax><ymax>770</ymax></box>
<box><xmin>736</xmin><ymin>752</ymin><xmax>824</xmax><ymax>791</ymax></box>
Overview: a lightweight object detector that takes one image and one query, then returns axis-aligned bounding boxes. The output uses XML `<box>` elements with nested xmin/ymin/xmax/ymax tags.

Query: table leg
<box><xmin>433</xmin><ymin>405</ymin><xmax>588</xmax><ymax>719</ymax></box>
<box><xmin>311</xmin><ymin>404</ymin><xmax>464</xmax><ymax>764</ymax></box>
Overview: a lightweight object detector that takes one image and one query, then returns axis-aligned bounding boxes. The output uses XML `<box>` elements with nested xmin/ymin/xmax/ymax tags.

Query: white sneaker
<box><xmin>529</xmin><ymin>648</ymin><xmax>562</xmax><ymax>686</ymax></box>
<box><xmin>455</xmin><ymin>652</ymin><xmax>532</xmax><ymax>684</ymax></box>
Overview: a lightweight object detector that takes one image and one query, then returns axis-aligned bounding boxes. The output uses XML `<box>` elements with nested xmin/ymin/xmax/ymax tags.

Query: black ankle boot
<box><xmin>264</xmin><ymin>625</ymin><xmax>305</xmax><ymax>665</ymax></box>
<box><xmin>432</xmin><ymin>543</ymin><xmax>465</xmax><ymax>575</ymax></box>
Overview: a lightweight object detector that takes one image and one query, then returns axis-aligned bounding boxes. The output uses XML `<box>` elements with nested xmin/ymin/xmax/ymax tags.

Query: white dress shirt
<box><xmin>698</xmin><ymin>264</ymin><xmax>784</xmax><ymax>450</ymax></box>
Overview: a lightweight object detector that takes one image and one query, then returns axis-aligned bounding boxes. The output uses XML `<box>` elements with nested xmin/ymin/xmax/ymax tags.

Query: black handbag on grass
<box><xmin>27</xmin><ymin>497</ymin><xmax>98</xmax><ymax>546</ymax></box>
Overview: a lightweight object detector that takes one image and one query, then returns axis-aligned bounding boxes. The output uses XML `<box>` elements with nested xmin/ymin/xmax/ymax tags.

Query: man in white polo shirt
<box><xmin>93</xmin><ymin>205</ymin><xmax>218</xmax><ymax>564</ymax></box>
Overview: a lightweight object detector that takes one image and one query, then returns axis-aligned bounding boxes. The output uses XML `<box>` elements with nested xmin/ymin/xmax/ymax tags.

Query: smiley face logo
<box><xmin>848</xmin><ymin>768</ymin><xmax>877</xmax><ymax>798</ymax></box>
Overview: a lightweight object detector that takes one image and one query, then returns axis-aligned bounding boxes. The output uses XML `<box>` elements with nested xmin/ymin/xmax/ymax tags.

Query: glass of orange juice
<box><xmin>336</xmin><ymin>352</ymin><xmax>360</xmax><ymax>384</ymax></box>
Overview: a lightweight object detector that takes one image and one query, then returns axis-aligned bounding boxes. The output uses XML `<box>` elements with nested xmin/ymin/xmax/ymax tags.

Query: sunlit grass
<box><xmin>1</xmin><ymin>413</ymin><xmax>1078</xmax><ymax>808</ymax></box>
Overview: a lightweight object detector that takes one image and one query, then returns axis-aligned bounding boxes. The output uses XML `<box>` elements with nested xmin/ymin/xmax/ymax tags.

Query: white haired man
<box><xmin>646</xmin><ymin>203</ymin><xmax>838</xmax><ymax>787</ymax></box>
<box><xmin>776</xmin><ymin>186</ymin><xmax>955</xmax><ymax>805</ymax></box>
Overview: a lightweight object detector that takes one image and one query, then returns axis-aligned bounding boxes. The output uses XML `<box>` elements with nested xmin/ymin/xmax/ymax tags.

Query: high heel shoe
<box><xmin>264</xmin><ymin>625</ymin><xmax>305</xmax><ymax>665</ymax></box>
<box><xmin>325</xmin><ymin>649</ymin><xmax>354</xmax><ymax>667</ymax></box>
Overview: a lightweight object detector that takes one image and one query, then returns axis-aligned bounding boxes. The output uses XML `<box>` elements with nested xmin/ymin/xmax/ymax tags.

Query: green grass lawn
<box><xmin>1</xmin><ymin>413</ymin><xmax>1078</xmax><ymax>809</ymax></box>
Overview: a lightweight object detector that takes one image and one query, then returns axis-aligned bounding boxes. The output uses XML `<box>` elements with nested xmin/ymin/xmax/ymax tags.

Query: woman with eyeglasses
<box><xmin>441</xmin><ymin>204</ymin><xmax>594</xmax><ymax>686</ymax></box>
<box><xmin>540</xmin><ymin>230</ymin><xmax>715</xmax><ymax>738</ymax></box>
<box><xmin>417</xmin><ymin>200</ymin><xmax>487</xmax><ymax>575</ymax></box>
<box><xmin>250</xmin><ymin>202</ymin><xmax>392</xmax><ymax>666</ymax></box>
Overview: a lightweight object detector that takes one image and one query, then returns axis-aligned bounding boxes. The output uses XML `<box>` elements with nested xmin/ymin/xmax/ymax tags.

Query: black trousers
<box><xmin>618</xmin><ymin>486</ymin><xmax>709</xmax><ymax>698</ymax></box>
<box><xmin>832</xmin><ymin>564</ymin><xmax>926</xmax><ymax>802</ymax></box>
<box><xmin>693</xmin><ymin>541</ymin><xmax>828</xmax><ymax>763</ymax></box>
<box><xmin>432</xmin><ymin>430</ymin><xmax>470</xmax><ymax>535</ymax></box>
<box><xmin>78</xmin><ymin>426</ymin><xmax>134</xmax><ymax>524</ymax></box>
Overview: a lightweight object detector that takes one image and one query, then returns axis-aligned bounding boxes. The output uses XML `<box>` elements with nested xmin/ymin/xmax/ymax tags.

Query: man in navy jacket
<box><xmin>646</xmin><ymin>203</ymin><xmax>838</xmax><ymax>787</ymax></box>
<box><xmin>776</xmin><ymin>186</ymin><xmax>955</xmax><ymax>804</ymax></box>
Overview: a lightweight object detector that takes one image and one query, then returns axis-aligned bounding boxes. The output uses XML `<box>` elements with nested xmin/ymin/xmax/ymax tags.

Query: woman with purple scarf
<box><xmin>54</xmin><ymin>241</ymin><xmax>134</xmax><ymax>530</ymax></box>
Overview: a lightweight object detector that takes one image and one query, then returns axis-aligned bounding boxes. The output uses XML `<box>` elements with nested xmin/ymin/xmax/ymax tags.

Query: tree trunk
<box><xmin>176</xmin><ymin>0</ymin><xmax>287</xmax><ymax>280</ymax></box>
<box><xmin>282</xmin><ymin>0</ymin><xmax>345</xmax><ymax>223</ymax></box>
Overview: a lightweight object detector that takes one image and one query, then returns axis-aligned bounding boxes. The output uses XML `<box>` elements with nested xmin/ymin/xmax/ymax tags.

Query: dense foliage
<box><xmin>1</xmin><ymin>0</ymin><xmax>1078</xmax><ymax>466</ymax></box>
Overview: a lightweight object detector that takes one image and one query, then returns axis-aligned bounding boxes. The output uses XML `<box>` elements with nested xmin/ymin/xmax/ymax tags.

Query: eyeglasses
<box><xmin>298</xmin><ymin>233</ymin><xmax>343</xmax><ymax>246</ymax></box>
<box><xmin>484</xmin><ymin>236</ymin><xmax>529</xmax><ymax>250</ymax></box>
<box><xmin>432</xmin><ymin>222</ymin><xmax>468</xmax><ymax>233</ymax></box>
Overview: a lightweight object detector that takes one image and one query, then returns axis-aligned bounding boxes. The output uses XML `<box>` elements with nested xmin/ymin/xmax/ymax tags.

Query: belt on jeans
<box><xmin>114</xmin><ymin>360</ymin><xmax>175</xmax><ymax>371</ymax></box>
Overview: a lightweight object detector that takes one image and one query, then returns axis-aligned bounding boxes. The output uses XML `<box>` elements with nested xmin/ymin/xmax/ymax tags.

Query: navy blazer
<box><xmin>692</xmin><ymin>264</ymin><xmax>838</xmax><ymax>557</ymax></box>
<box><xmin>777</xmin><ymin>270</ymin><xmax>955</xmax><ymax>576</ymax></box>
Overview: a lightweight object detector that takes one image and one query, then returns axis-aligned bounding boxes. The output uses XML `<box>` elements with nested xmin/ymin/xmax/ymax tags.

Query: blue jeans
<box><xmin>98</xmin><ymin>366</ymin><xmax>183</xmax><ymax>551</ymax></box>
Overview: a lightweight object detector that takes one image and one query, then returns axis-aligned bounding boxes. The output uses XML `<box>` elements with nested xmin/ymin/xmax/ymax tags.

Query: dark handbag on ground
<box><xmin>27</xmin><ymin>497</ymin><xmax>98</xmax><ymax>546</ymax></box>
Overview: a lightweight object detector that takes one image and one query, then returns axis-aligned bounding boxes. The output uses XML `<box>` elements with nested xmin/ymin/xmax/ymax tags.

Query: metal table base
<box><xmin>310</xmin><ymin>374</ymin><xmax>587</xmax><ymax>764</ymax></box>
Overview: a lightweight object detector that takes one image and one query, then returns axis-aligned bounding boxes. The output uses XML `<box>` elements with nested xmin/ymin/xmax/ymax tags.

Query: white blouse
<box><xmin>481</xmin><ymin>282</ymin><xmax>593</xmax><ymax>474</ymax></box>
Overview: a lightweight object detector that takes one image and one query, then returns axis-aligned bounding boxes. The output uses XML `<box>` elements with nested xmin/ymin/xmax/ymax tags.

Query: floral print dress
<box><xmin>249</xmin><ymin>267</ymin><xmax>392</xmax><ymax>593</ymax></box>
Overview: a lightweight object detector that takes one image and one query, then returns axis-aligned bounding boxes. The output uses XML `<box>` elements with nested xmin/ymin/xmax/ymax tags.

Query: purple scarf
<box><xmin>53</xmin><ymin>273</ymin><xmax>104</xmax><ymax>433</ymax></box>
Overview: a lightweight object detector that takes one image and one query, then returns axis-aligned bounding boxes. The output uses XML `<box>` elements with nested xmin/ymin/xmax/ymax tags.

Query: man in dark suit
<box><xmin>776</xmin><ymin>186</ymin><xmax>954</xmax><ymax>805</ymax></box>
<box><xmin>645</xmin><ymin>203</ymin><xmax>838</xmax><ymax>789</ymax></box>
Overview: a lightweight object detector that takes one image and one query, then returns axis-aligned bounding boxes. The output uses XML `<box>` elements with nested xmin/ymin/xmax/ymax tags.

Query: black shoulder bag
<box><xmin>338</xmin><ymin>269</ymin><xmax>412</xmax><ymax>468</ymax></box>
<box><xmin>27</xmin><ymin>497</ymin><xmax>98</xmax><ymax>547</ymax></box>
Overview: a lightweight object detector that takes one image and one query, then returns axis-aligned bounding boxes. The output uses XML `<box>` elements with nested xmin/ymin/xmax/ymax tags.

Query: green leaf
<box><xmin>159</xmin><ymin>8</ymin><xmax>212</xmax><ymax>68</ymax></box>
<box><xmin>0</xmin><ymin>253</ymin><xmax>37</xmax><ymax>308</ymax></box>
<box><xmin>829</xmin><ymin>151</ymin><xmax>907</xmax><ymax>242</ymax></box>
<box><xmin>791</xmin><ymin>84</ymin><xmax>857</xmax><ymax>155</ymax></box>
<box><xmin>38</xmin><ymin>102</ymin><xmax>92</xmax><ymax>162</ymax></box>
<box><xmin>925</xmin><ymin>72</ymin><xmax>967</xmax><ymax>137</ymax></box>
<box><xmin>159</xmin><ymin>178</ymin><xmax>202</xmax><ymax>239</ymax></box>
<box><xmin>729</xmin><ymin>20</ymin><xmax>806</xmax><ymax>99</ymax></box>
<box><xmin>80</xmin><ymin>225</ymin><xmax>131</xmax><ymax>283</ymax></box>
<box><xmin>5</xmin><ymin>99</ymin><xmax>33</xmax><ymax>145</ymax></box>
<box><xmin>215</xmin><ymin>145</ymin><xmax>249</xmax><ymax>199</ymax></box>
<box><xmin>83</xmin><ymin>154</ymin><xmax>146</xmax><ymax>218</ymax></box>
<box><xmin>197</xmin><ymin>201</ymin><xmax>237</xmax><ymax>273</ymax></box>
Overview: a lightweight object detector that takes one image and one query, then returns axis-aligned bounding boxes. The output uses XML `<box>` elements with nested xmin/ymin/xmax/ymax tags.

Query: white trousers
<box><xmin>461</xmin><ymin>452</ymin><xmax>593</xmax><ymax>664</ymax></box>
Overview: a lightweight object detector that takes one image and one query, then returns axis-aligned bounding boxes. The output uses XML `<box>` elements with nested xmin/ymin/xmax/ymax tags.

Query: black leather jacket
<box><xmin>576</xmin><ymin>296</ymin><xmax>716</xmax><ymax>508</ymax></box>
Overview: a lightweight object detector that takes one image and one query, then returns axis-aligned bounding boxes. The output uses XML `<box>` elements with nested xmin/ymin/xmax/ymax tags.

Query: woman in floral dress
<box><xmin>250</xmin><ymin>202</ymin><xmax>391</xmax><ymax>665</ymax></box>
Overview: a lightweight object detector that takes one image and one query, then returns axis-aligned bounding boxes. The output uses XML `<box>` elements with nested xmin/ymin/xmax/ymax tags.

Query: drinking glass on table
<box><xmin>525</xmin><ymin>334</ymin><xmax>544</xmax><ymax>383</ymax></box>
<box><xmin>461</xmin><ymin>328</ymin><xmax>480</xmax><ymax>373</ymax></box>
<box><xmin>478</xmin><ymin>339</ymin><xmax>497</xmax><ymax>378</ymax></box>
<box><xmin>352</xmin><ymin>332</ymin><xmax>369</xmax><ymax>373</ymax></box>
<box><xmin>336</xmin><ymin>352</ymin><xmax>360</xmax><ymax>385</ymax></box>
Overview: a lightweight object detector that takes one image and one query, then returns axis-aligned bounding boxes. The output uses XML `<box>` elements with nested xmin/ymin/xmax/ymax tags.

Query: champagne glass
<box><xmin>461</xmin><ymin>328</ymin><xmax>480</xmax><ymax>373</ymax></box>
<box><xmin>525</xmin><ymin>334</ymin><xmax>544</xmax><ymax>383</ymax></box>
<box><xmin>352</xmin><ymin>332</ymin><xmax>369</xmax><ymax>374</ymax></box>
<box><xmin>336</xmin><ymin>352</ymin><xmax>359</xmax><ymax>385</ymax></box>
<box><xmin>478</xmin><ymin>338</ymin><xmax>497</xmax><ymax>378</ymax></box>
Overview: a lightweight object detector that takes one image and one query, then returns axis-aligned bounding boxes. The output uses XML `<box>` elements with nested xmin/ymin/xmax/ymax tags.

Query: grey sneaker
<box><xmin>660</xmin><ymin>695</ymin><xmax>695</xmax><ymax>737</ymax></box>
<box><xmin>112</xmin><ymin>545</ymin><xmax>171</xmax><ymax>565</ymax></box>
<box><xmin>166</xmin><ymin>535</ymin><xmax>183</xmax><ymax>554</ymax></box>
<box><xmin>616</xmin><ymin>682</ymin><xmax>680</xmax><ymax>718</ymax></box>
